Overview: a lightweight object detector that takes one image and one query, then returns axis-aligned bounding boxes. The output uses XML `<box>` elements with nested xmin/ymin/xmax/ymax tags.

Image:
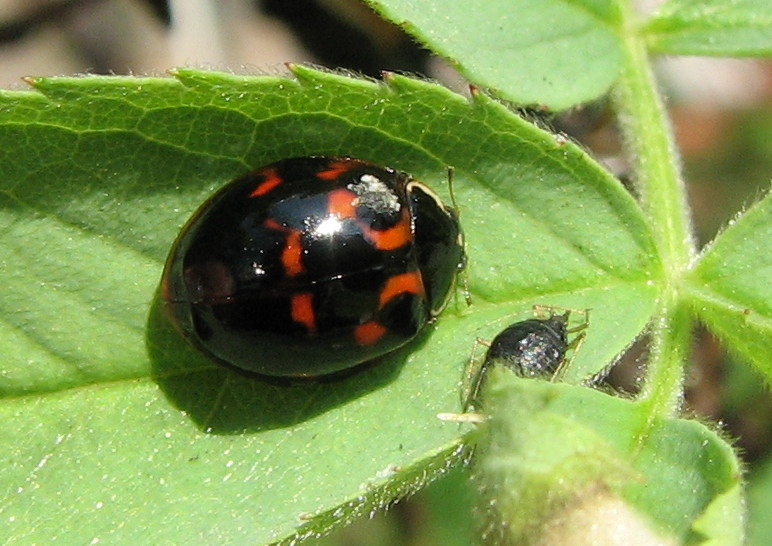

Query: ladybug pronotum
<box><xmin>161</xmin><ymin>156</ymin><xmax>465</xmax><ymax>377</ymax></box>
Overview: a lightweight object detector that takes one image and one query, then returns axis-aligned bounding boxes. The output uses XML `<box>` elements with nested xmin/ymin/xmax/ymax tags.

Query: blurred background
<box><xmin>1</xmin><ymin>1</ymin><xmax>770</xmax><ymax>544</ymax></box>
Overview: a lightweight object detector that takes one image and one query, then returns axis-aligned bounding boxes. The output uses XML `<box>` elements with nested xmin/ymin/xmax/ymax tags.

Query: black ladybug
<box><xmin>161</xmin><ymin>156</ymin><xmax>465</xmax><ymax>377</ymax></box>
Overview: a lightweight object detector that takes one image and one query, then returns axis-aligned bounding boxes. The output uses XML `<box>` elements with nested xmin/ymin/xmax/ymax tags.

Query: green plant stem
<box><xmin>640</xmin><ymin>297</ymin><xmax>694</xmax><ymax>416</ymax></box>
<box><xmin>613</xmin><ymin>3</ymin><xmax>696</xmax><ymax>416</ymax></box>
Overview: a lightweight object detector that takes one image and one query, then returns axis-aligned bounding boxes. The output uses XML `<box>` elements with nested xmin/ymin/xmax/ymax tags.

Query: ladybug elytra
<box><xmin>161</xmin><ymin>156</ymin><xmax>465</xmax><ymax>377</ymax></box>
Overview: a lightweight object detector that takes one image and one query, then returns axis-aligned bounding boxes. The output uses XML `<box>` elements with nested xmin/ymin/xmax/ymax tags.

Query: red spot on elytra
<box><xmin>291</xmin><ymin>292</ymin><xmax>316</xmax><ymax>333</ymax></box>
<box><xmin>378</xmin><ymin>271</ymin><xmax>424</xmax><ymax>307</ymax></box>
<box><xmin>355</xmin><ymin>321</ymin><xmax>387</xmax><ymax>346</ymax></box>
<box><xmin>264</xmin><ymin>218</ymin><xmax>304</xmax><ymax>277</ymax></box>
<box><xmin>316</xmin><ymin>160</ymin><xmax>355</xmax><ymax>180</ymax></box>
<box><xmin>363</xmin><ymin>209</ymin><xmax>412</xmax><ymax>250</ymax></box>
<box><xmin>327</xmin><ymin>188</ymin><xmax>357</xmax><ymax>217</ymax></box>
<box><xmin>282</xmin><ymin>230</ymin><xmax>304</xmax><ymax>276</ymax></box>
<box><xmin>250</xmin><ymin>169</ymin><xmax>282</xmax><ymax>197</ymax></box>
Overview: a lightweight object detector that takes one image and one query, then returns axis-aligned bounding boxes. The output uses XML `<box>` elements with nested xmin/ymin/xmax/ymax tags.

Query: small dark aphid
<box><xmin>461</xmin><ymin>306</ymin><xmax>589</xmax><ymax>412</ymax></box>
<box><xmin>485</xmin><ymin>311</ymin><xmax>571</xmax><ymax>378</ymax></box>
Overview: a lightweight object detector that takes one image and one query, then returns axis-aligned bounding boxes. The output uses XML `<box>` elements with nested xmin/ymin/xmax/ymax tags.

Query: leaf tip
<box><xmin>22</xmin><ymin>76</ymin><xmax>41</xmax><ymax>88</ymax></box>
<box><xmin>285</xmin><ymin>62</ymin><xmax>322</xmax><ymax>84</ymax></box>
<box><xmin>469</xmin><ymin>84</ymin><xmax>494</xmax><ymax>107</ymax></box>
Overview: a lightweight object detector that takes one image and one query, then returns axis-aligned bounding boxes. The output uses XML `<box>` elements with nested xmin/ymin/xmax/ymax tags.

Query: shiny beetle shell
<box><xmin>161</xmin><ymin>156</ymin><xmax>465</xmax><ymax>377</ymax></box>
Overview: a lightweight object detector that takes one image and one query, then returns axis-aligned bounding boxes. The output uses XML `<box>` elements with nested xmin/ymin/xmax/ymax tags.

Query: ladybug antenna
<box><xmin>446</xmin><ymin>165</ymin><xmax>472</xmax><ymax>307</ymax></box>
<box><xmin>447</xmin><ymin>166</ymin><xmax>460</xmax><ymax>213</ymax></box>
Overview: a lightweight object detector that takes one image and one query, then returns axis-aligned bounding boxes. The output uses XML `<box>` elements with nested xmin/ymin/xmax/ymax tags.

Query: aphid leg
<box><xmin>530</xmin><ymin>305</ymin><xmax>590</xmax><ymax>381</ymax></box>
<box><xmin>461</xmin><ymin>336</ymin><xmax>490</xmax><ymax>413</ymax></box>
<box><xmin>549</xmin><ymin>330</ymin><xmax>586</xmax><ymax>381</ymax></box>
<box><xmin>566</xmin><ymin>308</ymin><xmax>590</xmax><ymax>336</ymax></box>
<box><xmin>437</xmin><ymin>411</ymin><xmax>487</xmax><ymax>424</ymax></box>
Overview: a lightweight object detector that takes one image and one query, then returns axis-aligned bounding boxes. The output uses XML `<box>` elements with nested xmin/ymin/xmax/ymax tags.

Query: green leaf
<box><xmin>364</xmin><ymin>0</ymin><xmax>623</xmax><ymax>110</ymax></box>
<box><xmin>0</xmin><ymin>67</ymin><xmax>658</xmax><ymax>543</ymax></box>
<box><xmin>686</xmin><ymin>192</ymin><xmax>772</xmax><ymax>380</ymax></box>
<box><xmin>474</xmin><ymin>371</ymin><xmax>744</xmax><ymax>544</ymax></box>
<box><xmin>645</xmin><ymin>0</ymin><xmax>772</xmax><ymax>57</ymax></box>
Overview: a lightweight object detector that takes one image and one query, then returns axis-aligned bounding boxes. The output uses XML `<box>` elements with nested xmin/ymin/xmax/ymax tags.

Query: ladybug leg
<box><xmin>456</xmin><ymin>261</ymin><xmax>473</xmax><ymax>307</ymax></box>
